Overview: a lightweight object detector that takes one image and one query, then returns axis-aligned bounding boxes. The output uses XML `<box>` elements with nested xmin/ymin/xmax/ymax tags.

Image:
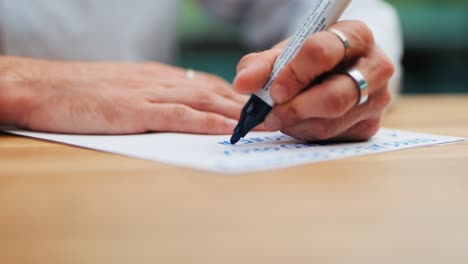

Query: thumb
<box><xmin>232</xmin><ymin>48</ymin><xmax>281</xmax><ymax>95</ymax></box>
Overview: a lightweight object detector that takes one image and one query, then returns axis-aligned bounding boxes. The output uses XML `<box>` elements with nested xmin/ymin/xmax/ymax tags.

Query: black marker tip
<box><xmin>230</xmin><ymin>95</ymin><xmax>273</xmax><ymax>145</ymax></box>
<box><xmin>230</xmin><ymin>133</ymin><xmax>242</xmax><ymax>145</ymax></box>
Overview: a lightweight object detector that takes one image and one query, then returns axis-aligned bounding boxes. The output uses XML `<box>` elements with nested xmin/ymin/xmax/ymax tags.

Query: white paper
<box><xmin>4</xmin><ymin>129</ymin><xmax>465</xmax><ymax>174</ymax></box>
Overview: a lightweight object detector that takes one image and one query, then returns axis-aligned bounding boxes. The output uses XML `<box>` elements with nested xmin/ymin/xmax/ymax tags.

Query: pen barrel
<box><xmin>255</xmin><ymin>0</ymin><xmax>352</xmax><ymax>106</ymax></box>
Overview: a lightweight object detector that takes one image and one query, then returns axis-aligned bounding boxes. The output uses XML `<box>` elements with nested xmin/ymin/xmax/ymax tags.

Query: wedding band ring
<box><xmin>328</xmin><ymin>28</ymin><xmax>350</xmax><ymax>59</ymax></box>
<box><xmin>186</xmin><ymin>69</ymin><xmax>196</xmax><ymax>80</ymax></box>
<box><xmin>346</xmin><ymin>68</ymin><xmax>369</xmax><ymax>106</ymax></box>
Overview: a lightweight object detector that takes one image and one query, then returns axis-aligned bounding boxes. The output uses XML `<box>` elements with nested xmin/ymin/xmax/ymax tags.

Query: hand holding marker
<box><xmin>231</xmin><ymin>0</ymin><xmax>352</xmax><ymax>144</ymax></box>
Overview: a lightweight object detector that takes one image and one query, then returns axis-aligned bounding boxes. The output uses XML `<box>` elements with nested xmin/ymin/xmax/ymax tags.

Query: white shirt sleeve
<box><xmin>198</xmin><ymin>0</ymin><xmax>299</xmax><ymax>48</ymax></box>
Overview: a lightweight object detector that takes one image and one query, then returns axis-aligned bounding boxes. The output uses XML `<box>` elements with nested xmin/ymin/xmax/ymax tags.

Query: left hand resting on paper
<box><xmin>0</xmin><ymin>57</ymin><xmax>247</xmax><ymax>134</ymax></box>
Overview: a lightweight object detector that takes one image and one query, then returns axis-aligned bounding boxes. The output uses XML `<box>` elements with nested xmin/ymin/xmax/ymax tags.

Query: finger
<box><xmin>270</xmin><ymin>20</ymin><xmax>375</xmax><ymax>104</ymax></box>
<box><xmin>271</xmin><ymin>88</ymin><xmax>391</xmax><ymax>141</ymax></box>
<box><xmin>175</xmin><ymin>75</ymin><xmax>248</xmax><ymax>105</ymax></box>
<box><xmin>253</xmin><ymin>123</ymin><xmax>267</xmax><ymax>132</ymax></box>
<box><xmin>264</xmin><ymin>49</ymin><xmax>394</xmax><ymax>129</ymax></box>
<box><xmin>203</xmin><ymin>78</ymin><xmax>249</xmax><ymax>105</ymax></box>
<box><xmin>154</xmin><ymin>70</ymin><xmax>248</xmax><ymax>106</ymax></box>
<box><xmin>223</xmin><ymin>91</ymin><xmax>249</xmax><ymax>105</ymax></box>
<box><xmin>332</xmin><ymin>117</ymin><xmax>382</xmax><ymax>142</ymax></box>
<box><xmin>281</xmin><ymin>114</ymin><xmax>381</xmax><ymax>142</ymax></box>
<box><xmin>232</xmin><ymin>48</ymin><xmax>282</xmax><ymax>94</ymax></box>
<box><xmin>143</xmin><ymin>104</ymin><xmax>238</xmax><ymax>134</ymax></box>
<box><xmin>147</xmin><ymin>87</ymin><xmax>244</xmax><ymax>120</ymax></box>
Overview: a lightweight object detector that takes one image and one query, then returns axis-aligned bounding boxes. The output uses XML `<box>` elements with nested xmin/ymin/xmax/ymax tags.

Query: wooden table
<box><xmin>1</xmin><ymin>95</ymin><xmax>468</xmax><ymax>264</ymax></box>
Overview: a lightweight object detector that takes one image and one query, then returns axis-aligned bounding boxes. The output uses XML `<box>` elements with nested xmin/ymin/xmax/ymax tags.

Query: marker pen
<box><xmin>231</xmin><ymin>0</ymin><xmax>352</xmax><ymax>144</ymax></box>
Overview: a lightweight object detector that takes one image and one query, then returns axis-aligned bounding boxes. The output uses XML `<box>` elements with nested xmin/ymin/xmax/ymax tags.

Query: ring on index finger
<box><xmin>327</xmin><ymin>28</ymin><xmax>351</xmax><ymax>61</ymax></box>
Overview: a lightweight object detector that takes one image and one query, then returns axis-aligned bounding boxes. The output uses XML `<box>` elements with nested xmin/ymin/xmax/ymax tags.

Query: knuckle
<box><xmin>352</xmin><ymin>20</ymin><xmax>375</xmax><ymax>49</ymax></box>
<box><xmin>381</xmin><ymin>89</ymin><xmax>393</xmax><ymax>107</ymax></box>
<box><xmin>283</xmin><ymin>104</ymin><xmax>302</xmax><ymax>126</ymax></box>
<box><xmin>132</xmin><ymin>106</ymin><xmax>149</xmax><ymax>132</ymax></box>
<box><xmin>216</xmin><ymin>87</ymin><xmax>234</xmax><ymax>99</ymax></box>
<box><xmin>195</xmin><ymin>91</ymin><xmax>215</xmax><ymax>109</ymax></box>
<box><xmin>220</xmin><ymin>88</ymin><xmax>241</xmax><ymax>101</ymax></box>
<box><xmin>203</xmin><ymin>115</ymin><xmax>219</xmax><ymax>131</ymax></box>
<box><xmin>324</xmin><ymin>91</ymin><xmax>350</xmax><ymax>118</ymax></box>
<box><xmin>209</xmin><ymin>77</ymin><xmax>230</xmax><ymax>91</ymax></box>
<box><xmin>378</xmin><ymin>55</ymin><xmax>396</xmax><ymax>79</ymax></box>
<box><xmin>305</xmin><ymin>38</ymin><xmax>334</xmax><ymax>69</ymax></box>
<box><xmin>286</xmin><ymin>106</ymin><xmax>299</xmax><ymax>125</ymax></box>
<box><xmin>172</xmin><ymin>105</ymin><xmax>189</xmax><ymax>120</ymax></box>
<box><xmin>370</xmin><ymin>88</ymin><xmax>392</xmax><ymax>111</ymax></box>
<box><xmin>313</xmin><ymin>121</ymin><xmax>334</xmax><ymax>140</ymax></box>
<box><xmin>305</xmin><ymin>37</ymin><xmax>327</xmax><ymax>57</ymax></box>
<box><xmin>357</xmin><ymin>119</ymin><xmax>381</xmax><ymax>140</ymax></box>
<box><xmin>287</xmin><ymin>64</ymin><xmax>310</xmax><ymax>90</ymax></box>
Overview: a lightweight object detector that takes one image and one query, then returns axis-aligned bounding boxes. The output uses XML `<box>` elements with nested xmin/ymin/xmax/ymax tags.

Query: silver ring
<box><xmin>327</xmin><ymin>28</ymin><xmax>350</xmax><ymax>59</ymax></box>
<box><xmin>185</xmin><ymin>69</ymin><xmax>196</xmax><ymax>80</ymax></box>
<box><xmin>345</xmin><ymin>68</ymin><xmax>369</xmax><ymax>106</ymax></box>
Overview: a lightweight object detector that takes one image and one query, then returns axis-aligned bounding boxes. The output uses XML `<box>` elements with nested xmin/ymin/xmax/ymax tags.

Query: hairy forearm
<box><xmin>0</xmin><ymin>56</ymin><xmax>35</xmax><ymax>126</ymax></box>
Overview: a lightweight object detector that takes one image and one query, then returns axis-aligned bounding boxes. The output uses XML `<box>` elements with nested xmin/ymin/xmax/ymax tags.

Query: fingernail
<box><xmin>264</xmin><ymin>113</ymin><xmax>282</xmax><ymax>131</ymax></box>
<box><xmin>271</xmin><ymin>84</ymin><xmax>288</xmax><ymax>104</ymax></box>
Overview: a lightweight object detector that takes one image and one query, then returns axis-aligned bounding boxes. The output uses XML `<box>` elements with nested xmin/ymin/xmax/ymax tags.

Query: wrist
<box><xmin>0</xmin><ymin>57</ymin><xmax>35</xmax><ymax>126</ymax></box>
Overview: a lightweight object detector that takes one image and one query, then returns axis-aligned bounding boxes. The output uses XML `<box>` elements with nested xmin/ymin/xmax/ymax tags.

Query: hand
<box><xmin>233</xmin><ymin>20</ymin><xmax>395</xmax><ymax>141</ymax></box>
<box><xmin>0</xmin><ymin>57</ymin><xmax>246</xmax><ymax>134</ymax></box>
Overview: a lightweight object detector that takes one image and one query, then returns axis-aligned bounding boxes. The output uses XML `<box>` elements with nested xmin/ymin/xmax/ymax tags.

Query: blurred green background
<box><xmin>176</xmin><ymin>0</ymin><xmax>468</xmax><ymax>94</ymax></box>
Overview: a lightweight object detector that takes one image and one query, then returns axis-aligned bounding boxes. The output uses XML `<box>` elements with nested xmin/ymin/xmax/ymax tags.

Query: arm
<box><xmin>0</xmin><ymin>56</ymin><xmax>247</xmax><ymax>134</ymax></box>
